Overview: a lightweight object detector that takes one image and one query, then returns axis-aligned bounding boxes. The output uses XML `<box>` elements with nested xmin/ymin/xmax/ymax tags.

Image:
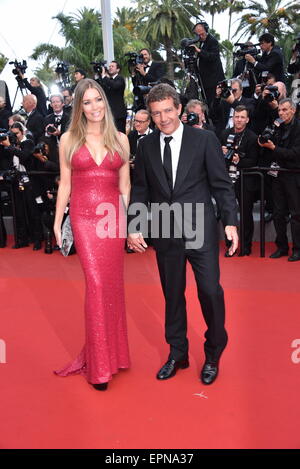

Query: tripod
<box><xmin>12</xmin><ymin>80</ymin><xmax>28</xmax><ymax>110</ymax></box>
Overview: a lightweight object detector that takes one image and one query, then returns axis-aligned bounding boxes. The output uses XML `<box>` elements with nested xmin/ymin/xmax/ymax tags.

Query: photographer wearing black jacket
<box><xmin>245</xmin><ymin>33</ymin><xmax>285</xmax><ymax>84</ymax></box>
<box><xmin>258</xmin><ymin>99</ymin><xmax>300</xmax><ymax>261</ymax></box>
<box><xmin>210</xmin><ymin>78</ymin><xmax>255</xmax><ymax>138</ymax></box>
<box><xmin>190</xmin><ymin>22</ymin><xmax>225</xmax><ymax>106</ymax></box>
<box><xmin>0</xmin><ymin>122</ymin><xmax>43</xmax><ymax>249</ymax></box>
<box><xmin>18</xmin><ymin>74</ymin><xmax>47</xmax><ymax>117</ymax></box>
<box><xmin>221</xmin><ymin>105</ymin><xmax>259</xmax><ymax>256</ymax></box>
<box><xmin>97</xmin><ymin>61</ymin><xmax>127</xmax><ymax>133</ymax></box>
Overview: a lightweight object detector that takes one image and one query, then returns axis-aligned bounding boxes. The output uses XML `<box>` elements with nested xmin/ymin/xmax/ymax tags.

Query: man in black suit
<box><xmin>132</xmin><ymin>48</ymin><xmax>165</xmax><ymax>110</ymax></box>
<box><xmin>221</xmin><ymin>105</ymin><xmax>259</xmax><ymax>256</ymax></box>
<box><xmin>128</xmin><ymin>109</ymin><xmax>152</xmax><ymax>158</ymax></box>
<box><xmin>22</xmin><ymin>94</ymin><xmax>44</xmax><ymax>143</ymax></box>
<box><xmin>191</xmin><ymin>22</ymin><xmax>225</xmax><ymax>106</ymax></box>
<box><xmin>127</xmin><ymin>84</ymin><xmax>238</xmax><ymax>385</ymax></box>
<box><xmin>245</xmin><ymin>33</ymin><xmax>285</xmax><ymax>84</ymax></box>
<box><xmin>210</xmin><ymin>79</ymin><xmax>255</xmax><ymax>138</ymax></box>
<box><xmin>97</xmin><ymin>61</ymin><xmax>127</xmax><ymax>133</ymax></box>
<box><xmin>259</xmin><ymin>98</ymin><xmax>300</xmax><ymax>261</ymax></box>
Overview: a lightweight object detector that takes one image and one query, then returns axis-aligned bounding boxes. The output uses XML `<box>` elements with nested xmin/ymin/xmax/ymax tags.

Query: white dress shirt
<box><xmin>160</xmin><ymin>122</ymin><xmax>184</xmax><ymax>188</ymax></box>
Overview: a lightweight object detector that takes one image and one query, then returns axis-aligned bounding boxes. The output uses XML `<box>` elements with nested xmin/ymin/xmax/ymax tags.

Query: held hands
<box><xmin>225</xmin><ymin>226</ymin><xmax>239</xmax><ymax>256</ymax></box>
<box><xmin>127</xmin><ymin>233</ymin><xmax>148</xmax><ymax>253</ymax></box>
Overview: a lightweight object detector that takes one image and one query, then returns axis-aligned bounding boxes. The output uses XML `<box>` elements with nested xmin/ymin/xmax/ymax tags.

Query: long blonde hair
<box><xmin>64</xmin><ymin>78</ymin><xmax>128</xmax><ymax>162</ymax></box>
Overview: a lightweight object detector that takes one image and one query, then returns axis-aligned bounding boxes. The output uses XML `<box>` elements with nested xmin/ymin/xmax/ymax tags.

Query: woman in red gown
<box><xmin>54</xmin><ymin>79</ymin><xmax>131</xmax><ymax>391</ymax></box>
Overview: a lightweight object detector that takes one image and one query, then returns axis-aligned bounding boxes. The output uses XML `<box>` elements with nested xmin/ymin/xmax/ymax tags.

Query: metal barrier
<box><xmin>240</xmin><ymin>167</ymin><xmax>300</xmax><ymax>257</ymax></box>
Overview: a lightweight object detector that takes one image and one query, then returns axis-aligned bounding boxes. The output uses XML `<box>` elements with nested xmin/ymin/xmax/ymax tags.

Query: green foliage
<box><xmin>0</xmin><ymin>52</ymin><xmax>8</xmax><ymax>74</ymax></box>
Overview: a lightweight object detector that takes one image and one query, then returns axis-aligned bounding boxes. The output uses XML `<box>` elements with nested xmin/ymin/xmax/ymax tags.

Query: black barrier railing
<box><xmin>240</xmin><ymin>167</ymin><xmax>300</xmax><ymax>257</ymax></box>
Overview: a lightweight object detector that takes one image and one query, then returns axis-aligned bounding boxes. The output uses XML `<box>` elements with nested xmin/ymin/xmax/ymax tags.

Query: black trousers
<box><xmin>156</xmin><ymin>240</ymin><xmax>228</xmax><ymax>363</ymax></box>
<box><xmin>272</xmin><ymin>174</ymin><xmax>300</xmax><ymax>252</ymax></box>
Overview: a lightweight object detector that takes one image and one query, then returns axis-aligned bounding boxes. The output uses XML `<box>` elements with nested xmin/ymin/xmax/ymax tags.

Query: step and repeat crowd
<box><xmin>0</xmin><ymin>28</ymin><xmax>300</xmax><ymax>260</ymax></box>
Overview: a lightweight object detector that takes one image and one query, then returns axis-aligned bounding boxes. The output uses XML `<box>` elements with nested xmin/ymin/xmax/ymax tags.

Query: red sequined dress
<box><xmin>55</xmin><ymin>145</ymin><xmax>130</xmax><ymax>384</ymax></box>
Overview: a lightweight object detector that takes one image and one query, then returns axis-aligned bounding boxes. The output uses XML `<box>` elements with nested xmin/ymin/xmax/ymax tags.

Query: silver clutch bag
<box><xmin>61</xmin><ymin>215</ymin><xmax>74</xmax><ymax>257</ymax></box>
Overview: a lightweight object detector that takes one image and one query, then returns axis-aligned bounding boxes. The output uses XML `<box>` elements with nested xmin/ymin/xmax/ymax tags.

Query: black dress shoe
<box><xmin>92</xmin><ymin>382</ymin><xmax>108</xmax><ymax>391</ymax></box>
<box><xmin>238</xmin><ymin>248</ymin><xmax>251</xmax><ymax>257</ymax></box>
<box><xmin>33</xmin><ymin>241</ymin><xmax>42</xmax><ymax>251</ymax></box>
<box><xmin>200</xmin><ymin>361</ymin><xmax>219</xmax><ymax>385</ymax></box>
<box><xmin>156</xmin><ymin>358</ymin><xmax>189</xmax><ymax>380</ymax></box>
<box><xmin>12</xmin><ymin>241</ymin><xmax>29</xmax><ymax>249</ymax></box>
<box><xmin>288</xmin><ymin>252</ymin><xmax>300</xmax><ymax>262</ymax></box>
<box><xmin>269</xmin><ymin>249</ymin><xmax>289</xmax><ymax>259</ymax></box>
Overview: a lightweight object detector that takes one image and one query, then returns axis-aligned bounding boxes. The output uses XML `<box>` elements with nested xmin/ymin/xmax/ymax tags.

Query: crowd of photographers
<box><xmin>0</xmin><ymin>24</ymin><xmax>300</xmax><ymax>259</ymax></box>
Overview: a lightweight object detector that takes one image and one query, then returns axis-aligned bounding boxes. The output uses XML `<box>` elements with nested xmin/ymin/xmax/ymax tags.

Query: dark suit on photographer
<box><xmin>210</xmin><ymin>79</ymin><xmax>255</xmax><ymax>138</ymax></box>
<box><xmin>97</xmin><ymin>61</ymin><xmax>127</xmax><ymax>133</ymax></box>
<box><xmin>192</xmin><ymin>23</ymin><xmax>225</xmax><ymax>107</ymax></box>
<box><xmin>26</xmin><ymin>109</ymin><xmax>45</xmax><ymax>144</ymax></box>
<box><xmin>132</xmin><ymin>49</ymin><xmax>165</xmax><ymax>110</ymax></box>
<box><xmin>259</xmin><ymin>99</ymin><xmax>300</xmax><ymax>260</ymax></box>
<box><xmin>221</xmin><ymin>107</ymin><xmax>259</xmax><ymax>254</ymax></box>
<box><xmin>20</xmin><ymin>76</ymin><xmax>48</xmax><ymax>116</ymax></box>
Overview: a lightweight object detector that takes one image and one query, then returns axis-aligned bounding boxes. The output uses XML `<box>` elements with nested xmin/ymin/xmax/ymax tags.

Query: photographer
<box><xmin>97</xmin><ymin>61</ymin><xmax>127</xmax><ymax>133</ymax></box>
<box><xmin>44</xmin><ymin>94</ymin><xmax>70</xmax><ymax>144</ymax></box>
<box><xmin>71</xmin><ymin>69</ymin><xmax>87</xmax><ymax>92</ymax></box>
<box><xmin>62</xmin><ymin>88</ymin><xmax>73</xmax><ymax>112</ymax></box>
<box><xmin>245</xmin><ymin>33</ymin><xmax>285</xmax><ymax>84</ymax></box>
<box><xmin>22</xmin><ymin>94</ymin><xmax>44</xmax><ymax>144</ymax></box>
<box><xmin>258</xmin><ymin>99</ymin><xmax>300</xmax><ymax>261</ymax></box>
<box><xmin>0</xmin><ymin>122</ymin><xmax>43</xmax><ymax>249</ymax></box>
<box><xmin>131</xmin><ymin>49</ymin><xmax>165</xmax><ymax>109</ymax></box>
<box><xmin>287</xmin><ymin>35</ymin><xmax>300</xmax><ymax>75</ymax></box>
<box><xmin>233</xmin><ymin>42</ymin><xmax>259</xmax><ymax>97</ymax></box>
<box><xmin>190</xmin><ymin>22</ymin><xmax>225</xmax><ymax>106</ymax></box>
<box><xmin>181</xmin><ymin>99</ymin><xmax>215</xmax><ymax>131</ymax></box>
<box><xmin>221</xmin><ymin>105</ymin><xmax>259</xmax><ymax>256</ymax></box>
<box><xmin>210</xmin><ymin>78</ymin><xmax>255</xmax><ymax>138</ymax></box>
<box><xmin>18</xmin><ymin>74</ymin><xmax>47</xmax><ymax>117</ymax></box>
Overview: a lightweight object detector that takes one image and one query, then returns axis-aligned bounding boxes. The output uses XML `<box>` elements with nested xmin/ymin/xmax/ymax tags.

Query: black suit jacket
<box><xmin>44</xmin><ymin>109</ymin><xmax>70</xmax><ymax>137</ymax></box>
<box><xmin>128</xmin><ymin>125</ymin><xmax>238</xmax><ymax>251</ymax></box>
<box><xmin>26</xmin><ymin>109</ymin><xmax>45</xmax><ymax>144</ymax></box>
<box><xmin>254</xmin><ymin>48</ymin><xmax>285</xmax><ymax>83</ymax></box>
<box><xmin>99</xmin><ymin>75</ymin><xmax>127</xmax><ymax>119</ymax></box>
<box><xmin>210</xmin><ymin>95</ymin><xmax>256</xmax><ymax>138</ymax></box>
<box><xmin>197</xmin><ymin>34</ymin><xmax>225</xmax><ymax>89</ymax></box>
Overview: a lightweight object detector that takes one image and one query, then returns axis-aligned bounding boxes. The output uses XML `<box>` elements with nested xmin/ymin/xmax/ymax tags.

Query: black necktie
<box><xmin>163</xmin><ymin>136</ymin><xmax>173</xmax><ymax>191</ymax></box>
<box><xmin>137</xmin><ymin>134</ymin><xmax>146</xmax><ymax>139</ymax></box>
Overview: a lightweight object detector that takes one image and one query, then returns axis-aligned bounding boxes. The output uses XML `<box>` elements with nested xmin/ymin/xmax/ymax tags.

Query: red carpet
<box><xmin>0</xmin><ymin>239</ymin><xmax>300</xmax><ymax>449</ymax></box>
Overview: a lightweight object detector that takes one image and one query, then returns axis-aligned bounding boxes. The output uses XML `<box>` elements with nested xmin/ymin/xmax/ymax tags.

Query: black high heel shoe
<box><xmin>92</xmin><ymin>382</ymin><xmax>108</xmax><ymax>391</ymax></box>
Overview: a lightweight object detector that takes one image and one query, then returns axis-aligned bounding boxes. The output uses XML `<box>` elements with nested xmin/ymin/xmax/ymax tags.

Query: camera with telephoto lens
<box><xmin>186</xmin><ymin>112</ymin><xmax>199</xmax><ymax>126</ymax></box>
<box><xmin>55</xmin><ymin>62</ymin><xmax>69</xmax><ymax>75</ymax></box>
<box><xmin>90</xmin><ymin>61</ymin><xmax>107</xmax><ymax>74</ymax></box>
<box><xmin>0</xmin><ymin>129</ymin><xmax>18</xmax><ymax>146</ymax></box>
<box><xmin>234</xmin><ymin>43</ymin><xmax>260</xmax><ymax>59</ymax></box>
<box><xmin>263</xmin><ymin>85</ymin><xmax>280</xmax><ymax>103</ymax></box>
<box><xmin>34</xmin><ymin>142</ymin><xmax>47</xmax><ymax>154</ymax></box>
<box><xmin>180</xmin><ymin>37</ymin><xmax>199</xmax><ymax>57</ymax></box>
<box><xmin>125</xmin><ymin>52</ymin><xmax>144</xmax><ymax>67</ymax></box>
<box><xmin>258</xmin><ymin>117</ymin><xmax>284</xmax><ymax>144</ymax></box>
<box><xmin>224</xmin><ymin>134</ymin><xmax>239</xmax><ymax>161</ymax></box>
<box><xmin>9</xmin><ymin>59</ymin><xmax>28</xmax><ymax>76</ymax></box>
<box><xmin>217</xmin><ymin>79</ymin><xmax>233</xmax><ymax>99</ymax></box>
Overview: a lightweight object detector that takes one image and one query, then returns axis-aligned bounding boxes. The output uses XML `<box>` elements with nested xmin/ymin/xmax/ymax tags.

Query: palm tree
<box><xmin>136</xmin><ymin>0</ymin><xmax>200</xmax><ymax>80</ymax></box>
<box><xmin>234</xmin><ymin>0</ymin><xmax>300</xmax><ymax>41</ymax></box>
<box><xmin>31</xmin><ymin>8</ymin><xmax>104</xmax><ymax>74</ymax></box>
<box><xmin>199</xmin><ymin>0</ymin><xmax>229</xmax><ymax>29</ymax></box>
<box><xmin>226</xmin><ymin>1</ymin><xmax>245</xmax><ymax>40</ymax></box>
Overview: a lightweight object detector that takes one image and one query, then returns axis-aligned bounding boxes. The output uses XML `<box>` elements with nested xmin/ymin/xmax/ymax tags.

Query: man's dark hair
<box><xmin>75</xmin><ymin>69</ymin><xmax>87</xmax><ymax>78</ymax></box>
<box><xmin>234</xmin><ymin>105</ymin><xmax>249</xmax><ymax>117</ymax></box>
<box><xmin>62</xmin><ymin>87</ymin><xmax>73</xmax><ymax>96</ymax></box>
<box><xmin>139</xmin><ymin>48</ymin><xmax>151</xmax><ymax>55</ymax></box>
<box><xmin>146</xmin><ymin>83</ymin><xmax>181</xmax><ymax>109</ymax></box>
<box><xmin>259</xmin><ymin>33</ymin><xmax>275</xmax><ymax>46</ymax></box>
<box><xmin>111</xmin><ymin>60</ymin><xmax>121</xmax><ymax>72</ymax></box>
